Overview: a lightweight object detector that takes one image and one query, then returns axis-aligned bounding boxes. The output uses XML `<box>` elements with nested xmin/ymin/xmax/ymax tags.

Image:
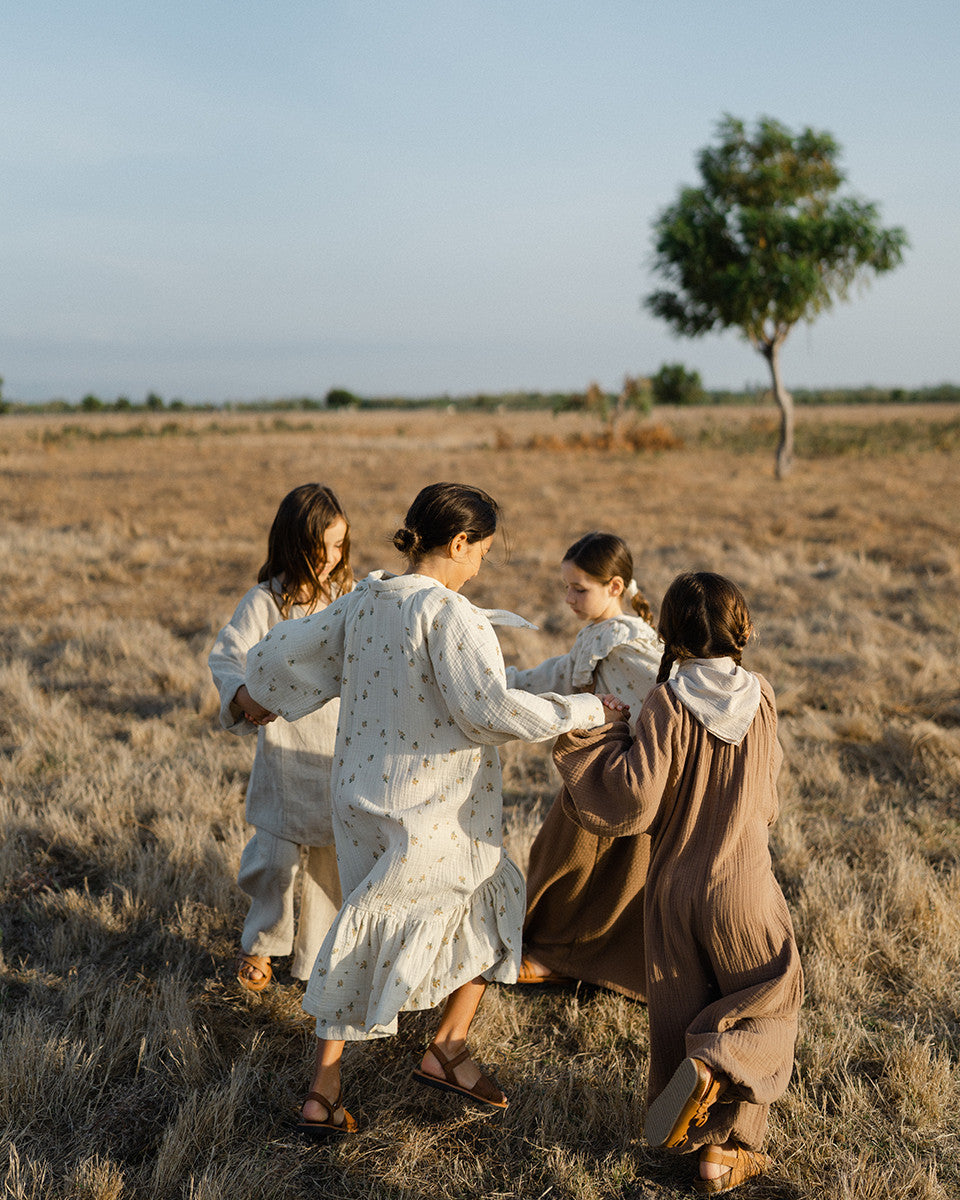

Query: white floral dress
<box><xmin>506</xmin><ymin>613</ymin><xmax>662</xmax><ymax>718</ymax></box>
<box><xmin>245</xmin><ymin>571</ymin><xmax>605</xmax><ymax>1040</ymax></box>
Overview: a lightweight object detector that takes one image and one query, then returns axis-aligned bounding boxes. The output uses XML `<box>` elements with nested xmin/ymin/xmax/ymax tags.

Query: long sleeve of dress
<box><xmin>430</xmin><ymin>595</ymin><xmax>604</xmax><ymax>744</ymax></box>
<box><xmin>553</xmin><ymin>685</ymin><xmax>681</xmax><ymax>837</ymax></box>
<box><xmin>209</xmin><ymin>585</ymin><xmax>276</xmax><ymax>734</ymax></box>
<box><xmin>505</xmin><ymin>649</ymin><xmax>576</xmax><ymax>696</ymax></box>
<box><xmin>244</xmin><ymin>592</ymin><xmax>350</xmax><ymax>720</ymax></box>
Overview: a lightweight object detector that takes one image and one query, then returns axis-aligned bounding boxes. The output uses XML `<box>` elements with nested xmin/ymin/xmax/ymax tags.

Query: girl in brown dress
<box><xmin>553</xmin><ymin>572</ymin><xmax>802</xmax><ymax>1194</ymax></box>
<box><xmin>506</xmin><ymin>532</ymin><xmax>661</xmax><ymax>996</ymax></box>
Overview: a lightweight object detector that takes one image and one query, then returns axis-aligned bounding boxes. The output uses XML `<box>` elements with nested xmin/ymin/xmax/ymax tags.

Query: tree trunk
<box><xmin>764</xmin><ymin>340</ymin><xmax>794</xmax><ymax>478</ymax></box>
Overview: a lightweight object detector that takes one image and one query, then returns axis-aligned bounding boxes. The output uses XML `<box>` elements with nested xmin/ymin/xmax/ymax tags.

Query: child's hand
<box><xmin>234</xmin><ymin>684</ymin><xmax>278</xmax><ymax>726</ymax></box>
<box><xmin>598</xmin><ymin>693</ymin><xmax>630</xmax><ymax>723</ymax></box>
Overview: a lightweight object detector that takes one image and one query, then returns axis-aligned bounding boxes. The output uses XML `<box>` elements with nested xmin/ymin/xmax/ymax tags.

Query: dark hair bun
<box><xmin>393</xmin><ymin>527</ymin><xmax>421</xmax><ymax>555</ymax></box>
<box><xmin>395</xmin><ymin>483</ymin><xmax>500</xmax><ymax>563</ymax></box>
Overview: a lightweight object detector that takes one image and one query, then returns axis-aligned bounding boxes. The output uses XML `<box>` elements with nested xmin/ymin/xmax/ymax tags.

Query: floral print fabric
<box><xmin>246</xmin><ymin>571</ymin><xmax>605</xmax><ymax>1039</ymax></box>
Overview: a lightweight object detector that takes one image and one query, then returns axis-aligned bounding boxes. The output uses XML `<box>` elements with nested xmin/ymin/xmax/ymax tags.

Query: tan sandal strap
<box><xmin>699</xmin><ymin>1146</ymin><xmax>738</xmax><ymax>1168</ymax></box>
<box><xmin>237</xmin><ymin>954</ymin><xmax>271</xmax><ymax>976</ymax></box>
<box><xmin>303</xmin><ymin>1089</ymin><xmax>340</xmax><ymax>1120</ymax></box>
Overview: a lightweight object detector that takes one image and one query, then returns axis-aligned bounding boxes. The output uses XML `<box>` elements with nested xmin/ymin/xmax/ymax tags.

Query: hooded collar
<box><xmin>668</xmin><ymin>656</ymin><xmax>761</xmax><ymax>745</ymax></box>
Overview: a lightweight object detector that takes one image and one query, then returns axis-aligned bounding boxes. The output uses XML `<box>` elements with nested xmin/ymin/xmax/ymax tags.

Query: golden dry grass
<box><xmin>1</xmin><ymin>406</ymin><xmax>959</xmax><ymax>1199</ymax></box>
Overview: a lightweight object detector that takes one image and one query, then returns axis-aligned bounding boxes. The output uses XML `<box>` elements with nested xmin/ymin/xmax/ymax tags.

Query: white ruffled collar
<box><xmin>570</xmin><ymin>614</ymin><xmax>661</xmax><ymax>688</ymax></box>
<box><xmin>668</xmin><ymin>656</ymin><xmax>761</xmax><ymax>745</ymax></box>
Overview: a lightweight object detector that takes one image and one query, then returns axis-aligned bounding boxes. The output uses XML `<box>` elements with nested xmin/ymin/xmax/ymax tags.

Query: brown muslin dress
<box><xmin>553</xmin><ymin>675</ymin><xmax>802</xmax><ymax>1151</ymax></box>
<box><xmin>508</xmin><ymin>615</ymin><xmax>660</xmax><ymax>998</ymax></box>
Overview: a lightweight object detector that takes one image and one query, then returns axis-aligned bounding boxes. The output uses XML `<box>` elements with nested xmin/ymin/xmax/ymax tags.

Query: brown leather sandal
<box><xmin>296</xmin><ymin>1089</ymin><xmax>358</xmax><ymax>1139</ymax></box>
<box><xmin>644</xmin><ymin>1057</ymin><xmax>727</xmax><ymax>1148</ymax></box>
<box><xmin>694</xmin><ymin>1144</ymin><xmax>767</xmax><ymax>1194</ymax></box>
<box><xmin>236</xmin><ymin>953</ymin><xmax>272</xmax><ymax>993</ymax></box>
<box><xmin>516</xmin><ymin>955</ymin><xmax>573</xmax><ymax>985</ymax></box>
<box><xmin>412</xmin><ymin>1042</ymin><xmax>509</xmax><ymax>1109</ymax></box>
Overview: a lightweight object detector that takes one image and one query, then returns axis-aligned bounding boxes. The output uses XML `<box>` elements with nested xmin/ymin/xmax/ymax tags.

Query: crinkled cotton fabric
<box><xmin>508</xmin><ymin>612</ymin><xmax>662</xmax><ymax>998</ymax></box>
<box><xmin>246</xmin><ymin>571</ymin><xmax>605</xmax><ymax>1039</ymax></box>
<box><xmin>209</xmin><ymin>581</ymin><xmax>340</xmax><ymax>843</ymax></box>
<box><xmin>554</xmin><ymin>677</ymin><xmax>802</xmax><ymax>1151</ymax></box>
<box><xmin>506</xmin><ymin>613</ymin><xmax>662</xmax><ymax>718</ymax></box>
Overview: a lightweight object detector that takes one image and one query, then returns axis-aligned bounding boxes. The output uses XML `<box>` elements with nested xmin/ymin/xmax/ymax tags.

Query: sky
<box><xmin>2</xmin><ymin>0</ymin><xmax>958</xmax><ymax>403</ymax></box>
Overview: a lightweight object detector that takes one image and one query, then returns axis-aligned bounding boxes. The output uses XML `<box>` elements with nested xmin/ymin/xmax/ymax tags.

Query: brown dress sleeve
<box><xmin>553</xmin><ymin>685</ymin><xmax>680</xmax><ymax>838</ymax></box>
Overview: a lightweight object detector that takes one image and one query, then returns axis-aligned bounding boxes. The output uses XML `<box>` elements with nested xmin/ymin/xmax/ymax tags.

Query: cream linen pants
<box><xmin>238</xmin><ymin>829</ymin><xmax>342</xmax><ymax>980</ymax></box>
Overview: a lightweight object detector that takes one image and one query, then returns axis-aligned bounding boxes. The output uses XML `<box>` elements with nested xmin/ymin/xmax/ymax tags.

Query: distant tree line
<box><xmin>1</xmin><ymin>380</ymin><xmax>958</xmax><ymax>417</ymax></box>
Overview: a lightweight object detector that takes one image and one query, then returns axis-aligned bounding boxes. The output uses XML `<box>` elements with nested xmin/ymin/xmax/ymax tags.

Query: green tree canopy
<box><xmin>651</xmin><ymin>362</ymin><xmax>705</xmax><ymax>407</ymax></box>
<box><xmin>645</xmin><ymin>114</ymin><xmax>908</xmax><ymax>475</ymax></box>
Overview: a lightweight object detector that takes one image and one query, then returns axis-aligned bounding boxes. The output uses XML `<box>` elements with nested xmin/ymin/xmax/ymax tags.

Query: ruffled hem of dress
<box><xmin>302</xmin><ymin>855</ymin><xmax>524</xmax><ymax>1040</ymax></box>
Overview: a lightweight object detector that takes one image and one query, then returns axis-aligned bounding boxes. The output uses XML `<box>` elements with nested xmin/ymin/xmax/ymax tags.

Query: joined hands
<box><xmin>598</xmin><ymin>693</ymin><xmax>630</xmax><ymax>724</ymax></box>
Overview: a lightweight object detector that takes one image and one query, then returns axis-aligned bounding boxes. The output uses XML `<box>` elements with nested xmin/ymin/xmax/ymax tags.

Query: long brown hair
<box><xmin>655</xmin><ymin>571</ymin><xmax>753</xmax><ymax>683</ymax></box>
<box><xmin>258</xmin><ymin>483</ymin><xmax>353</xmax><ymax>617</ymax></box>
<box><xmin>563</xmin><ymin>531</ymin><xmax>655</xmax><ymax>625</ymax></box>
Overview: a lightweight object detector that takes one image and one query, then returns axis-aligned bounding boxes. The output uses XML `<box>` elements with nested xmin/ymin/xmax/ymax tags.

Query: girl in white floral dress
<box><xmin>243</xmin><ymin>483</ymin><xmax>619</xmax><ymax>1136</ymax></box>
<box><xmin>506</xmin><ymin>532</ymin><xmax>662</xmax><ymax>996</ymax></box>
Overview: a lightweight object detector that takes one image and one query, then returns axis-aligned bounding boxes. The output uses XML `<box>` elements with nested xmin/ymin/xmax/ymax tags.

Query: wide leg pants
<box><xmin>238</xmin><ymin>828</ymin><xmax>342</xmax><ymax>980</ymax></box>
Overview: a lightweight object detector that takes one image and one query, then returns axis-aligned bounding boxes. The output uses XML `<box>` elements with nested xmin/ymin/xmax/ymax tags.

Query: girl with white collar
<box><xmin>553</xmin><ymin>572</ymin><xmax>802</xmax><ymax>1195</ymax></box>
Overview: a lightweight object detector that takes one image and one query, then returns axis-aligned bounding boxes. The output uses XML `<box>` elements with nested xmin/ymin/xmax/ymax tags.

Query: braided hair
<box><xmin>655</xmin><ymin>571</ymin><xmax>753</xmax><ymax>684</ymax></box>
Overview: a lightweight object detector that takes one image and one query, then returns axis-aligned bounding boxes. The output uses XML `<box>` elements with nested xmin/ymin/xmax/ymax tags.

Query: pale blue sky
<box><xmin>2</xmin><ymin>0</ymin><xmax>957</xmax><ymax>402</ymax></box>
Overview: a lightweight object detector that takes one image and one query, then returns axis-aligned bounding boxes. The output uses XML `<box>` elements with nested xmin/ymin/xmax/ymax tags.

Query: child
<box><xmin>506</xmin><ymin>532</ymin><xmax>662</xmax><ymax>997</ymax></box>
<box><xmin>553</xmin><ymin>572</ymin><xmax>802</xmax><ymax>1195</ymax></box>
<box><xmin>208</xmin><ymin>483</ymin><xmax>352</xmax><ymax>993</ymax></box>
<box><xmin>242</xmin><ymin>483</ymin><xmax>615</xmax><ymax>1135</ymax></box>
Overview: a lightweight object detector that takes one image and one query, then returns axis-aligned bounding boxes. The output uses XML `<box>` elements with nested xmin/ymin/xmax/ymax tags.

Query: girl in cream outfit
<box><xmin>242</xmin><ymin>483</ymin><xmax>616</xmax><ymax>1135</ymax></box>
<box><xmin>209</xmin><ymin>484</ymin><xmax>351</xmax><ymax>993</ymax></box>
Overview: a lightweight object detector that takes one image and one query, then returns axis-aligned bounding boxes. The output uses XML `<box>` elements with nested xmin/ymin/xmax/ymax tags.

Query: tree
<box><xmin>645</xmin><ymin>115</ymin><xmax>908</xmax><ymax>476</ymax></box>
<box><xmin>325</xmin><ymin>387</ymin><xmax>359</xmax><ymax>409</ymax></box>
<box><xmin>652</xmin><ymin>362</ymin><xmax>706</xmax><ymax>407</ymax></box>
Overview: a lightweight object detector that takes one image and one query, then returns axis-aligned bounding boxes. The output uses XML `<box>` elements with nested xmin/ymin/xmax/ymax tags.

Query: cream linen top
<box><xmin>208</xmin><ymin>581</ymin><xmax>340</xmax><ymax>844</ymax></box>
<box><xmin>245</xmin><ymin>570</ymin><xmax>605</xmax><ymax>1039</ymax></box>
<box><xmin>506</xmin><ymin>612</ymin><xmax>662</xmax><ymax>719</ymax></box>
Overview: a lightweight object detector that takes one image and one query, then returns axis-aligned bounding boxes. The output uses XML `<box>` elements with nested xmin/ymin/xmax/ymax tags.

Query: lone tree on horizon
<box><xmin>644</xmin><ymin>114</ymin><xmax>908</xmax><ymax>476</ymax></box>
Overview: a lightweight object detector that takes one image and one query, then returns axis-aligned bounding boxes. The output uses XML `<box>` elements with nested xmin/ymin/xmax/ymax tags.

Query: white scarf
<box><xmin>668</xmin><ymin>656</ymin><xmax>761</xmax><ymax>745</ymax></box>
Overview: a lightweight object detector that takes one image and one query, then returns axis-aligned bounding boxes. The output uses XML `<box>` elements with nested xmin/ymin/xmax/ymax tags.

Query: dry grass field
<box><xmin>1</xmin><ymin>405</ymin><xmax>958</xmax><ymax>1199</ymax></box>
